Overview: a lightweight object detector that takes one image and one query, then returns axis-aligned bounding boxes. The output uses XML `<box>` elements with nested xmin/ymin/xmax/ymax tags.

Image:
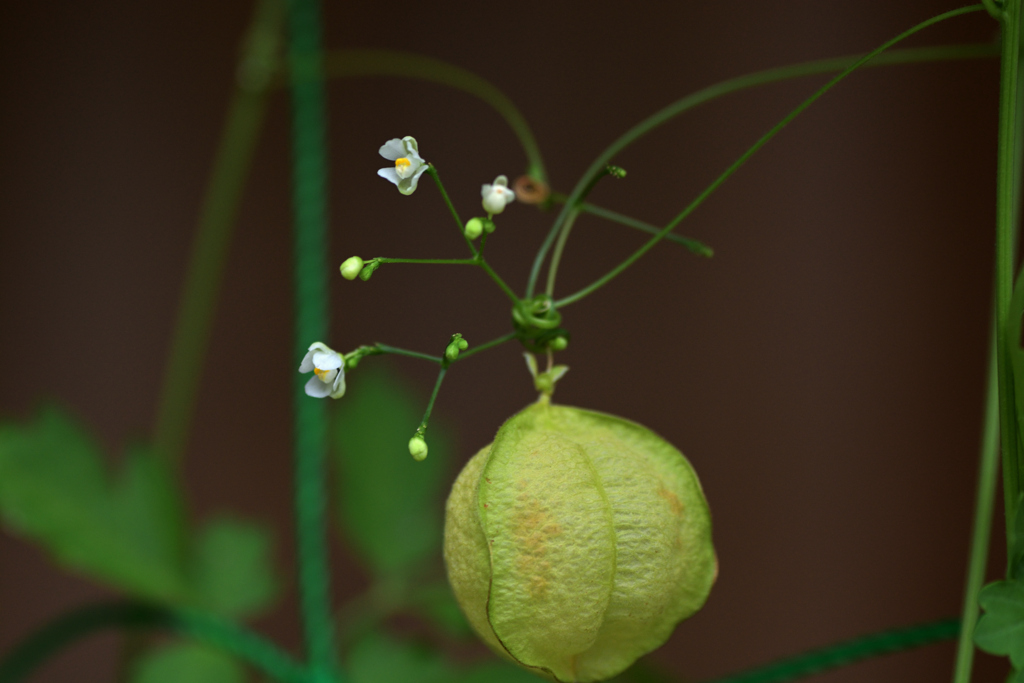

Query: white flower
<box><xmin>377</xmin><ymin>136</ymin><xmax>428</xmax><ymax>195</ymax></box>
<box><xmin>481</xmin><ymin>175</ymin><xmax>515</xmax><ymax>214</ymax></box>
<box><xmin>299</xmin><ymin>342</ymin><xmax>346</xmax><ymax>399</ymax></box>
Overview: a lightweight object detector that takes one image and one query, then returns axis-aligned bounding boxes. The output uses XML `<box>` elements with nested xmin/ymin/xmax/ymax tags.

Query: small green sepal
<box><xmin>359</xmin><ymin>259</ymin><xmax>381</xmax><ymax>281</ymax></box>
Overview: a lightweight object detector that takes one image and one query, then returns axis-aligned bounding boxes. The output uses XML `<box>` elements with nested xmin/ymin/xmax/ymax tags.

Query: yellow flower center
<box><xmin>395</xmin><ymin>157</ymin><xmax>412</xmax><ymax>171</ymax></box>
<box><xmin>314</xmin><ymin>367</ymin><xmax>331</xmax><ymax>382</ymax></box>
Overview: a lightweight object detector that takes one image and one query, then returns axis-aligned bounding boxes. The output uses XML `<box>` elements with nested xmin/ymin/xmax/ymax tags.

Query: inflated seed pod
<box><xmin>444</xmin><ymin>401</ymin><xmax>716</xmax><ymax>683</ymax></box>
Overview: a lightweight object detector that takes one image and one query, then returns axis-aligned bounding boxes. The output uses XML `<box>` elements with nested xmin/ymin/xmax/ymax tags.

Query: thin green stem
<box><xmin>545</xmin><ymin>208</ymin><xmax>580</xmax><ymax>297</ymax></box>
<box><xmin>375</xmin><ymin>257</ymin><xmax>478</xmax><ymax>265</ymax></box>
<box><xmin>525</xmin><ymin>40</ymin><xmax>998</xmax><ymax>298</ymax></box>
<box><xmin>153</xmin><ymin>0</ymin><xmax>281</xmax><ymax>469</ymax></box>
<box><xmin>320</xmin><ymin>49</ymin><xmax>546</xmax><ymax>182</ymax></box>
<box><xmin>283</xmin><ymin>0</ymin><xmax>338</xmax><ymax>678</ymax></box>
<box><xmin>372</xmin><ymin>344</ymin><xmax>444</xmax><ymax>364</ymax></box>
<box><xmin>0</xmin><ymin>601</ymin><xmax>308</xmax><ymax>683</ymax></box>
<box><xmin>426</xmin><ymin>165</ymin><xmax>477</xmax><ymax>257</ymax></box>
<box><xmin>997</xmin><ymin>0</ymin><xmax>1024</xmax><ymax>548</ymax></box>
<box><xmin>416</xmin><ymin>365</ymin><xmax>449</xmax><ymax>434</ymax></box>
<box><xmin>952</xmin><ymin>338</ymin><xmax>1001</xmax><ymax>683</ymax></box>
<box><xmin>554</xmin><ymin>6</ymin><xmax>987</xmax><ymax>309</ymax></box>
<box><xmin>954</xmin><ymin>12</ymin><xmax>1024</xmax><ymax>679</ymax></box>
<box><xmin>456</xmin><ymin>331</ymin><xmax>518</xmax><ymax>361</ymax></box>
<box><xmin>702</xmin><ymin>618</ymin><xmax>959</xmax><ymax>683</ymax></box>
<box><xmin>365</xmin><ymin>254</ymin><xmax>517</xmax><ymax>304</ymax></box>
<box><xmin>479</xmin><ymin>259</ymin><xmax>520</xmax><ymax>303</ymax></box>
<box><xmin>549</xmin><ymin>195</ymin><xmax>714</xmax><ymax>256</ymax></box>
<box><xmin>984</xmin><ymin>0</ymin><xmax>1004</xmax><ymax>20</ymax></box>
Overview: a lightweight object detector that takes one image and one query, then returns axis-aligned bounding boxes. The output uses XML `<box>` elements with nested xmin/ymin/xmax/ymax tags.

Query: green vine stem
<box><xmin>953</xmin><ymin>8</ymin><xmax>1024</xmax><ymax>678</ymax></box>
<box><xmin>283</xmin><ymin>0</ymin><xmax>338</xmax><ymax>679</ymax></box>
<box><xmin>426</xmin><ymin>166</ymin><xmax>476</xmax><ymax>256</ymax></box>
<box><xmin>545</xmin><ymin>208</ymin><xmax>580</xmax><ymax>297</ymax></box>
<box><xmin>700</xmin><ymin>619</ymin><xmax>959</xmax><ymax>683</ymax></box>
<box><xmin>996</xmin><ymin>0</ymin><xmax>1024</xmax><ymax>550</ymax></box>
<box><xmin>548</xmin><ymin>194</ymin><xmax>714</xmax><ymax>256</ymax></box>
<box><xmin>319</xmin><ymin>49</ymin><xmax>546</xmax><ymax>183</ymax></box>
<box><xmin>550</xmin><ymin>6</ymin><xmax>988</xmax><ymax>308</ymax></box>
<box><xmin>952</xmin><ymin>343</ymin><xmax>1001</xmax><ymax>683</ymax></box>
<box><xmin>0</xmin><ymin>601</ymin><xmax>308</xmax><ymax>683</ymax></box>
<box><xmin>525</xmin><ymin>40</ymin><xmax>997</xmax><ymax>300</ymax></box>
<box><xmin>152</xmin><ymin>0</ymin><xmax>281</xmax><ymax>469</ymax></box>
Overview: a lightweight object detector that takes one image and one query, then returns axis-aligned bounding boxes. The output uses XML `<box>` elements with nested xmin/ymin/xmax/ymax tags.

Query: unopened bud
<box><xmin>340</xmin><ymin>256</ymin><xmax>364</xmax><ymax>280</ymax></box>
<box><xmin>465</xmin><ymin>218</ymin><xmax>484</xmax><ymax>240</ymax></box>
<box><xmin>445</xmin><ymin>334</ymin><xmax>468</xmax><ymax>361</ymax></box>
<box><xmin>549</xmin><ymin>336</ymin><xmax>568</xmax><ymax>351</ymax></box>
<box><xmin>606</xmin><ymin>165</ymin><xmax>627</xmax><ymax>179</ymax></box>
<box><xmin>408</xmin><ymin>435</ymin><xmax>429</xmax><ymax>461</ymax></box>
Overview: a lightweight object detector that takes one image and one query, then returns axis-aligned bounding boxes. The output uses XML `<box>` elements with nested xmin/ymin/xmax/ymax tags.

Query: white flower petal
<box><xmin>397</xmin><ymin>165</ymin><xmax>429</xmax><ymax>195</ymax></box>
<box><xmin>481</xmin><ymin>183</ymin><xmax>493</xmax><ymax>198</ymax></box>
<box><xmin>493</xmin><ymin>175</ymin><xmax>509</xmax><ymax>188</ymax></box>
<box><xmin>379</xmin><ymin>138</ymin><xmax>406</xmax><ymax>161</ymax></box>
<box><xmin>305</xmin><ymin>375</ymin><xmax>333</xmax><ymax>398</ymax></box>
<box><xmin>300</xmin><ymin>342</ymin><xmax>332</xmax><ymax>371</ymax></box>
<box><xmin>312</xmin><ymin>351</ymin><xmax>342</xmax><ymax>371</ymax></box>
<box><xmin>378</xmin><ymin>167</ymin><xmax>401</xmax><ymax>185</ymax></box>
<box><xmin>329</xmin><ymin>371</ymin><xmax>346</xmax><ymax>399</ymax></box>
<box><xmin>401</xmin><ymin>136</ymin><xmax>420</xmax><ymax>158</ymax></box>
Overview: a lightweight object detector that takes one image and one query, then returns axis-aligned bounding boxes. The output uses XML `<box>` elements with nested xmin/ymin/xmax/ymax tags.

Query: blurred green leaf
<box><xmin>0</xmin><ymin>408</ymin><xmax>188</xmax><ymax>601</ymax></box>
<box><xmin>333</xmin><ymin>366</ymin><xmax>452</xmax><ymax>578</ymax></box>
<box><xmin>132</xmin><ymin>642</ymin><xmax>245</xmax><ymax>683</ymax></box>
<box><xmin>409</xmin><ymin>582</ymin><xmax>473</xmax><ymax>639</ymax></box>
<box><xmin>189</xmin><ymin>516</ymin><xmax>278</xmax><ymax>617</ymax></box>
<box><xmin>975</xmin><ymin>579</ymin><xmax>1024</xmax><ymax>668</ymax></box>
<box><xmin>348</xmin><ymin>631</ymin><xmax>454</xmax><ymax>683</ymax></box>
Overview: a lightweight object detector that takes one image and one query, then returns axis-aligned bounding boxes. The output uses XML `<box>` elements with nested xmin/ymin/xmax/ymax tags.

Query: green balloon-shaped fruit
<box><xmin>443</xmin><ymin>401</ymin><xmax>716</xmax><ymax>683</ymax></box>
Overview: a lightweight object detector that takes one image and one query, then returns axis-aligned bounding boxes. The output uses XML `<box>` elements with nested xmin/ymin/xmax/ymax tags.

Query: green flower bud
<box><xmin>339</xmin><ymin>256</ymin><xmax>364</xmax><ymax>280</ymax></box>
<box><xmin>408</xmin><ymin>435</ymin><xmax>429</xmax><ymax>461</ymax></box>
<box><xmin>465</xmin><ymin>218</ymin><xmax>484</xmax><ymax>240</ymax></box>
<box><xmin>444</xmin><ymin>402</ymin><xmax>716</xmax><ymax>683</ymax></box>
<box><xmin>548</xmin><ymin>336</ymin><xmax>568</xmax><ymax>351</ymax></box>
<box><xmin>446</xmin><ymin>333</ymin><xmax>468</xmax><ymax>361</ymax></box>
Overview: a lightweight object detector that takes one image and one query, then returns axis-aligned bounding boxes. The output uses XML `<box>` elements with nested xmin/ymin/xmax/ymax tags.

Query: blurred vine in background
<box><xmin>2</xmin><ymin>1</ymin><xmax>1023</xmax><ymax>682</ymax></box>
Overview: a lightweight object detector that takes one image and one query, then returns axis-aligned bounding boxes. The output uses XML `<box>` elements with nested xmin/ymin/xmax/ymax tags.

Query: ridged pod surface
<box><xmin>444</xmin><ymin>401</ymin><xmax>716</xmax><ymax>682</ymax></box>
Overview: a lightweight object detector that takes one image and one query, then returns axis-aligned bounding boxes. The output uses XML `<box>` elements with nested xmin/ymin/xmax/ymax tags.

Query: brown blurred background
<box><xmin>0</xmin><ymin>1</ymin><xmax>1012</xmax><ymax>681</ymax></box>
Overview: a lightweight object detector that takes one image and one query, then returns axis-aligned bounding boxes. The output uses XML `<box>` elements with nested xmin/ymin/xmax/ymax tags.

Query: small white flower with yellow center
<box><xmin>377</xmin><ymin>136</ymin><xmax>428</xmax><ymax>195</ymax></box>
<box><xmin>298</xmin><ymin>342</ymin><xmax>346</xmax><ymax>399</ymax></box>
<box><xmin>481</xmin><ymin>175</ymin><xmax>515</xmax><ymax>214</ymax></box>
